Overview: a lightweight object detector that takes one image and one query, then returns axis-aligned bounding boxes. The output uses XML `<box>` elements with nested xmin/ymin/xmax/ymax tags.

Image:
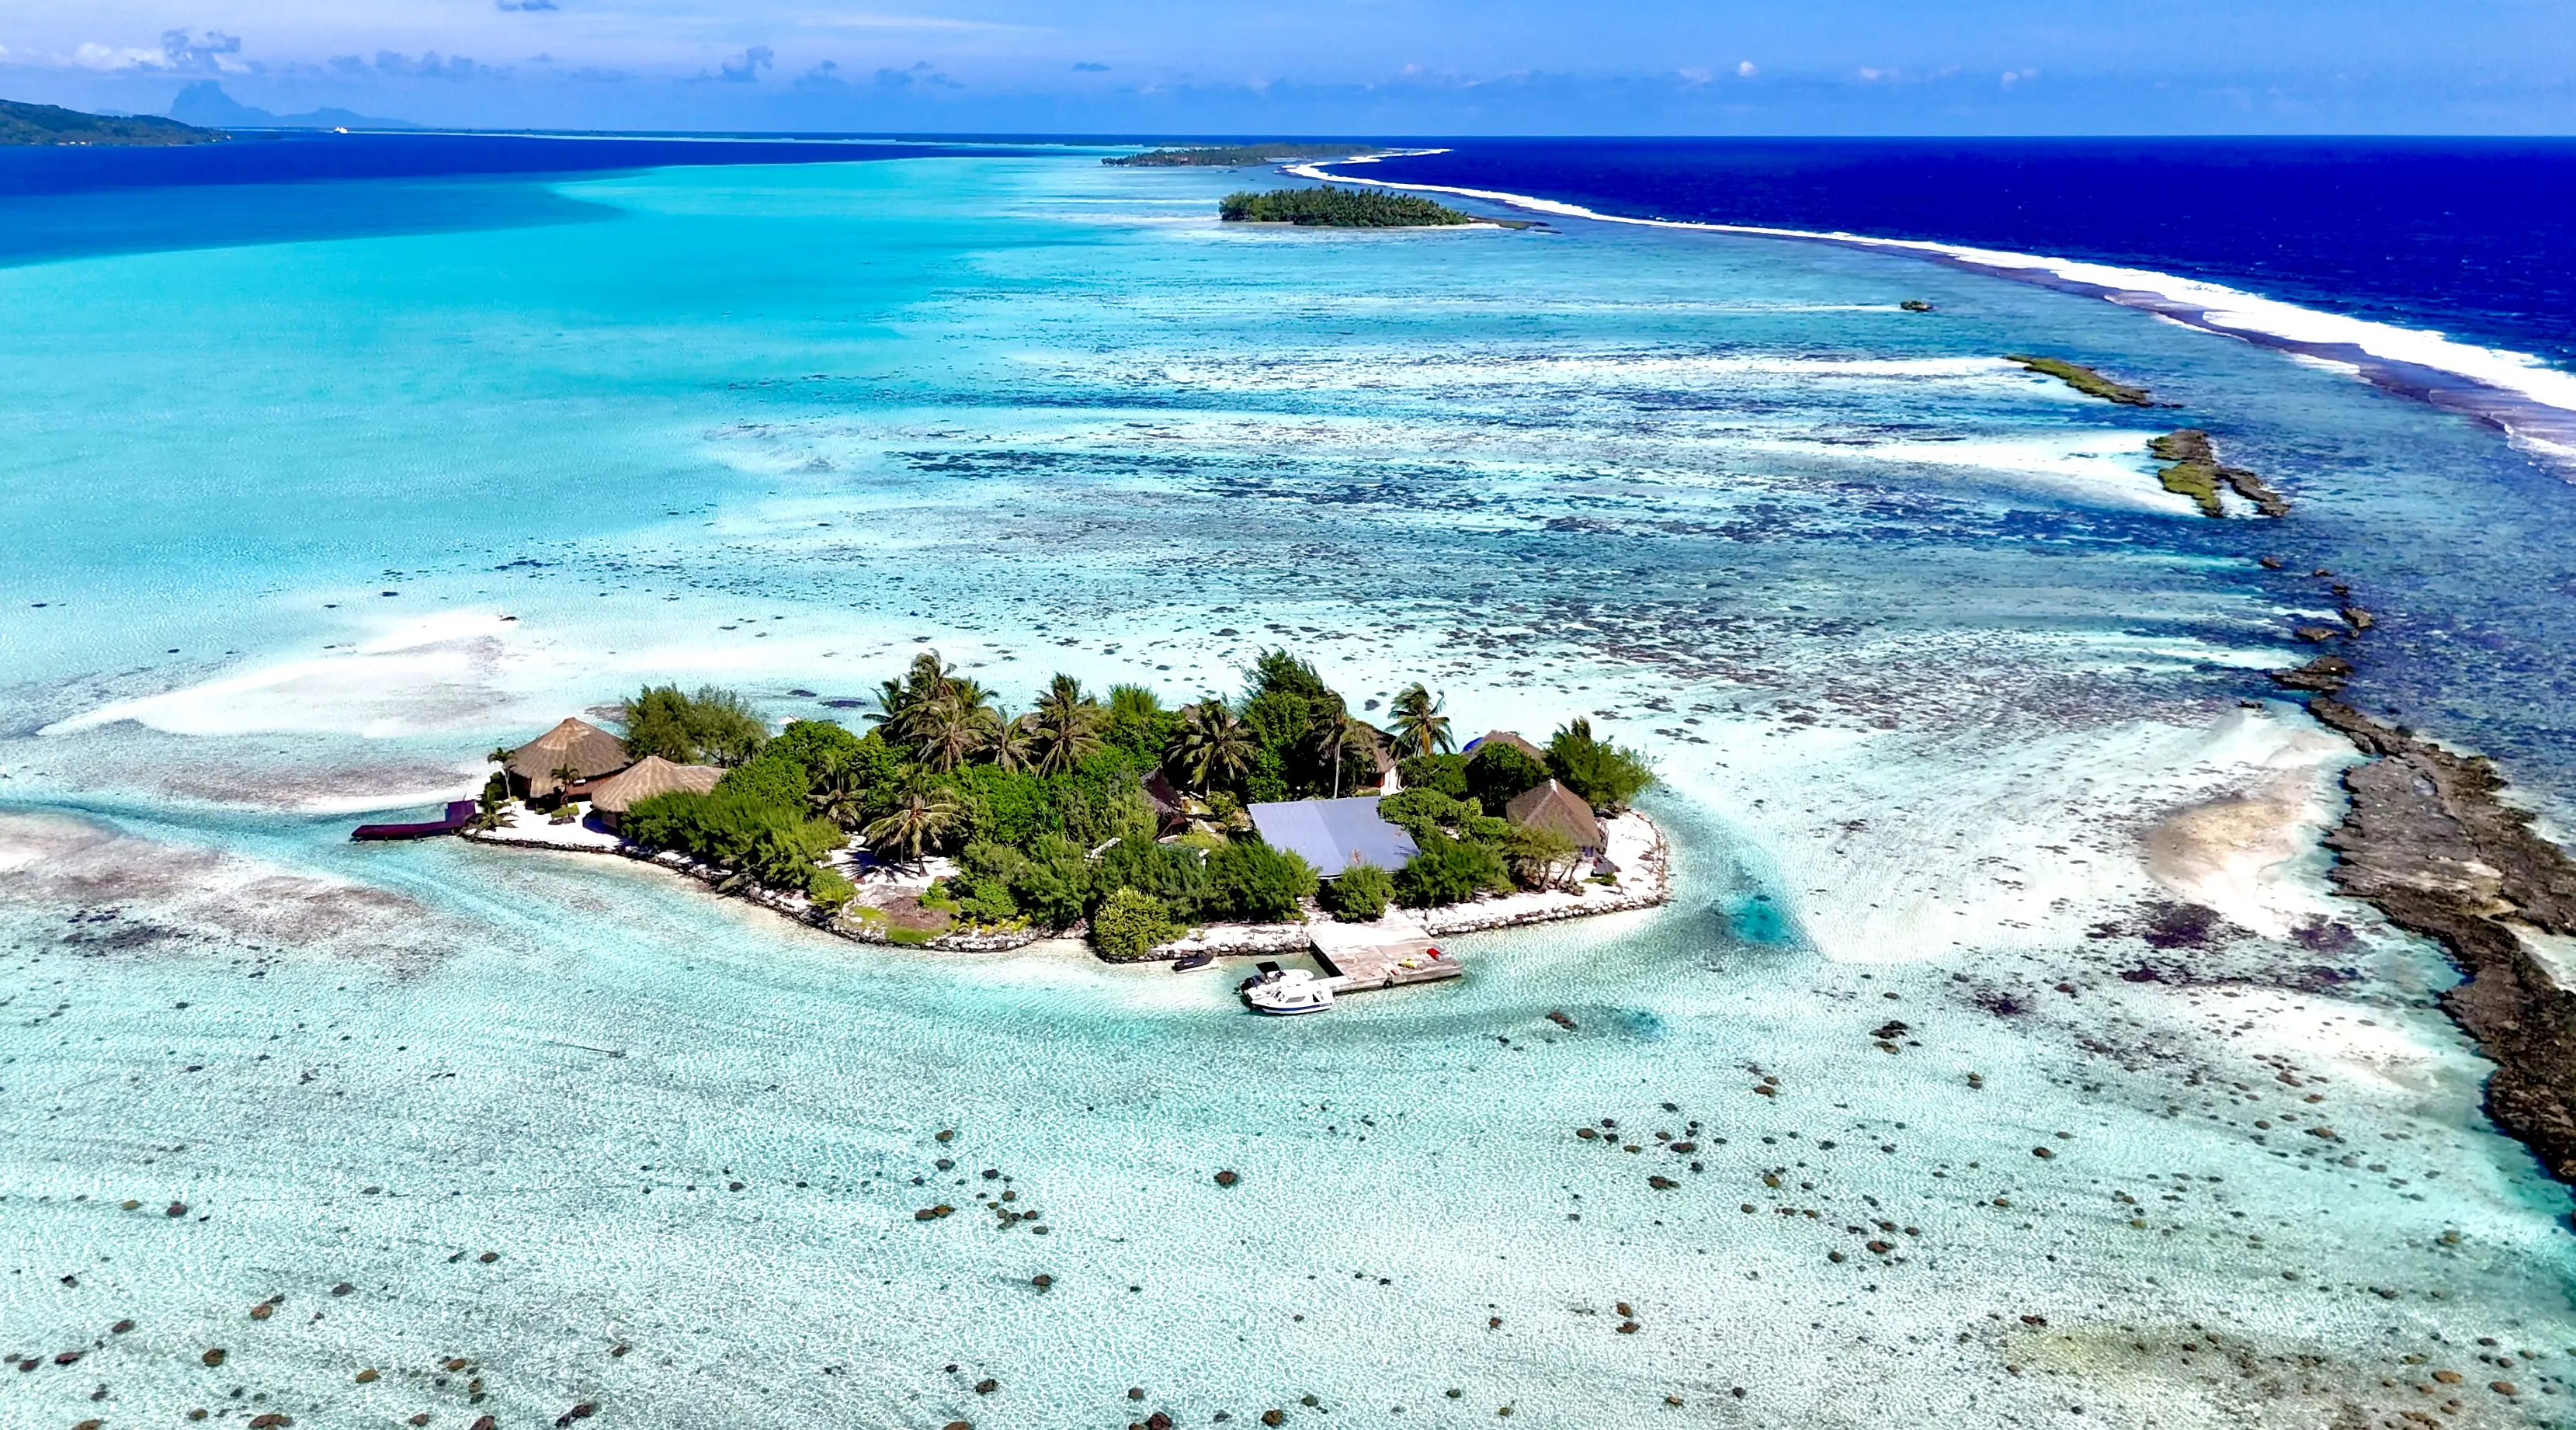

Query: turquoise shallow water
<box><xmin>5</xmin><ymin>155</ymin><xmax>2576</xmax><ymax>1428</ymax></box>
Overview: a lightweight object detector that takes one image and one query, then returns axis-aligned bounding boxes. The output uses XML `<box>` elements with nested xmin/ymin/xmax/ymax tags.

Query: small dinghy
<box><xmin>1169</xmin><ymin>951</ymin><xmax>1213</xmax><ymax>972</ymax></box>
<box><xmin>1243</xmin><ymin>967</ymin><xmax>1334</xmax><ymax>1015</ymax></box>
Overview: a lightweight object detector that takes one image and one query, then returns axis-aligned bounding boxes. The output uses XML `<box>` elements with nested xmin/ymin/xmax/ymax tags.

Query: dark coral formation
<box><xmin>2149</xmin><ymin>429</ymin><xmax>2290</xmax><ymax>519</ymax></box>
<box><xmin>2310</xmin><ymin>698</ymin><xmax>2576</xmax><ymax>1182</ymax></box>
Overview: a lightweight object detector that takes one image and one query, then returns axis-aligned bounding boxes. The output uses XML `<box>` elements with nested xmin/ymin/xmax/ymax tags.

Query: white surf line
<box><xmin>1293</xmin><ymin>155</ymin><xmax>2576</xmax><ymax>473</ymax></box>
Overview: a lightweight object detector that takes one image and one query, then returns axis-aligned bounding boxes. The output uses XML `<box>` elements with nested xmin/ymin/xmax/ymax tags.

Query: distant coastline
<box><xmin>0</xmin><ymin>98</ymin><xmax>223</xmax><ymax>148</ymax></box>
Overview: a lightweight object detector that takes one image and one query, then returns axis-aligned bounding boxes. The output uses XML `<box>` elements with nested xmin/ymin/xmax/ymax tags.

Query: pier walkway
<box><xmin>1307</xmin><ymin>912</ymin><xmax>1463</xmax><ymax>993</ymax></box>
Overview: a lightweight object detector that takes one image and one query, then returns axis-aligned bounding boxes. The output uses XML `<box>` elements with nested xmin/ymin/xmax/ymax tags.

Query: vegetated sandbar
<box><xmin>1105</xmin><ymin>143</ymin><xmax>1387</xmax><ymax>168</ymax></box>
<box><xmin>2006</xmin><ymin>353</ymin><xmax>2155</xmax><ymax>405</ymax></box>
<box><xmin>2150</xmin><ymin>428</ymin><xmax>2291</xmax><ymax>519</ymax></box>
<box><xmin>440</xmin><ymin>648</ymin><xmax>1668</xmax><ymax>974</ymax></box>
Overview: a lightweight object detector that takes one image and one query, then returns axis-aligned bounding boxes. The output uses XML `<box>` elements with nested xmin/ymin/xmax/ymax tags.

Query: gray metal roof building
<box><xmin>1248</xmin><ymin>796</ymin><xmax>1420</xmax><ymax>878</ymax></box>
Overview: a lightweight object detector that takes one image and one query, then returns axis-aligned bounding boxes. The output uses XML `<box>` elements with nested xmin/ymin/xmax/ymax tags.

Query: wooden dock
<box><xmin>1308</xmin><ymin>916</ymin><xmax>1462</xmax><ymax>993</ymax></box>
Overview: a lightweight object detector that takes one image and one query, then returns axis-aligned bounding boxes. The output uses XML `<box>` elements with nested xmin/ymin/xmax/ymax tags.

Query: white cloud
<box><xmin>73</xmin><ymin>42</ymin><xmax>167</xmax><ymax>71</ymax></box>
<box><xmin>1738</xmin><ymin>60</ymin><xmax>1757</xmax><ymax>78</ymax></box>
<box><xmin>1678</xmin><ymin>66</ymin><xmax>1711</xmax><ymax>85</ymax></box>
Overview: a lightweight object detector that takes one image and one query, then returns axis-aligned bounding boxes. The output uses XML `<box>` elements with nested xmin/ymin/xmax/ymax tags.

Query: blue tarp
<box><xmin>1248</xmin><ymin>797</ymin><xmax>1420</xmax><ymax>878</ymax></box>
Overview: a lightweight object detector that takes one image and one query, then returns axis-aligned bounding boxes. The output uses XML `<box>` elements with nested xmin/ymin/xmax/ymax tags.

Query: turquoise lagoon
<box><xmin>4</xmin><ymin>154</ymin><xmax>2575</xmax><ymax>1428</ymax></box>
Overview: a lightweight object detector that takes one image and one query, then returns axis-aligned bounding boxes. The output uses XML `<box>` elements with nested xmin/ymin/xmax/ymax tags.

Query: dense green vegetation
<box><xmin>1318</xmin><ymin>862</ymin><xmax>1394</xmax><ymax>922</ymax></box>
<box><xmin>1105</xmin><ymin>144</ymin><xmax>1382</xmax><ymax>168</ymax></box>
<box><xmin>595</xmin><ymin>647</ymin><xmax>1653</xmax><ymax>954</ymax></box>
<box><xmin>2005</xmin><ymin>354</ymin><xmax>2154</xmax><ymax>407</ymax></box>
<box><xmin>0</xmin><ymin>98</ymin><xmax>224</xmax><ymax>147</ymax></box>
<box><xmin>1219</xmin><ymin>186</ymin><xmax>1474</xmax><ymax>227</ymax></box>
<box><xmin>624</xmin><ymin>683</ymin><xmax>770</xmax><ymax>766</ymax></box>
<box><xmin>1546</xmin><ymin>718</ymin><xmax>1655</xmax><ymax>811</ymax></box>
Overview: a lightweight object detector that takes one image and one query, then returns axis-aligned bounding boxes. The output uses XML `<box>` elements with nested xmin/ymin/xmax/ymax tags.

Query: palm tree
<box><xmin>1390</xmin><ymin>682</ymin><xmax>1453</xmax><ymax>758</ymax></box>
<box><xmin>1027</xmin><ymin>673</ymin><xmax>1103</xmax><ymax>776</ymax></box>
<box><xmin>915</xmin><ymin>695</ymin><xmax>988</xmax><ymax>773</ymax></box>
<box><xmin>1169</xmin><ymin>700</ymin><xmax>1254</xmax><ymax>793</ymax></box>
<box><xmin>1308</xmin><ymin>710</ymin><xmax>1380</xmax><ymax>800</ymax></box>
<box><xmin>864</xmin><ymin>786</ymin><xmax>963</xmax><ymax>866</ymax></box>
<box><xmin>810</xmin><ymin>755</ymin><xmax>867</xmax><ymax>831</ymax></box>
<box><xmin>869</xmin><ymin>650</ymin><xmax>986</xmax><ymax>745</ymax></box>
<box><xmin>984</xmin><ymin>707</ymin><xmax>1037</xmax><ymax>772</ymax></box>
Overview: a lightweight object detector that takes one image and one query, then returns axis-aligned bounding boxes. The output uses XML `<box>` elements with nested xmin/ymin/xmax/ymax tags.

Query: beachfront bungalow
<box><xmin>1144</xmin><ymin>769</ymin><xmax>1193</xmax><ymax>836</ymax></box>
<box><xmin>1505</xmin><ymin>778</ymin><xmax>1605</xmax><ymax>857</ymax></box>
<box><xmin>1463</xmin><ymin>729</ymin><xmax>1547</xmax><ymax>764</ymax></box>
<box><xmin>1249</xmin><ymin>796</ymin><xmax>1419</xmax><ymax>879</ymax></box>
<box><xmin>588</xmin><ymin>755</ymin><xmax>723</xmax><ymax>833</ymax></box>
<box><xmin>508</xmin><ymin>717</ymin><xmax>633</xmax><ymax>802</ymax></box>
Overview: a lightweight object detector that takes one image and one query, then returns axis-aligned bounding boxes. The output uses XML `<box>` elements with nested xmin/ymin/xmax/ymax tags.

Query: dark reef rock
<box><xmin>2271</xmin><ymin>655</ymin><xmax>2354</xmax><ymax>694</ymax></box>
<box><xmin>2149</xmin><ymin>429</ymin><xmax>2290</xmax><ymax>519</ymax></box>
<box><xmin>2310</xmin><ymin>698</ymin><xmax>2576</xmax><ymax>1184</ymax></box>
<box><xmin>2006</xmin><ymin>355</ymin><xmax>2153</xmax><ymax>406</ymax></box>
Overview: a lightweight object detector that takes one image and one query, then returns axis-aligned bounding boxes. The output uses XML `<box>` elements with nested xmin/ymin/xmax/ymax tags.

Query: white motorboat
<box><xmin>1244</xmin><ymin>967</ymin><xmax>1335</xmax><ymax>1015</ymax></box>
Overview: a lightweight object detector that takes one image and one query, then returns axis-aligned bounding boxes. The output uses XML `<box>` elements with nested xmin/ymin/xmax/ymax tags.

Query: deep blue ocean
<box><xmin>1366</xmin><ymin>138</ymin><xmax>2576</xmax><ymax>369</ymax></box>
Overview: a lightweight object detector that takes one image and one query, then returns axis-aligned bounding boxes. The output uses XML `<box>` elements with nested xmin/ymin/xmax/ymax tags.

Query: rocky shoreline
<box><xmin>2303</xmin><ymin>698</ymin><xmax>2576</xmax><ymax>1183</ymax></box>
<box><xmin>466</xmin><ymin>810</ymin><xmax>1674</xmax><ymax>966</ymax></box>
<box><xmin>2252</xmin><ymin>538</ymin><xmax>2576</xmax><ymax>1188</ymax></box>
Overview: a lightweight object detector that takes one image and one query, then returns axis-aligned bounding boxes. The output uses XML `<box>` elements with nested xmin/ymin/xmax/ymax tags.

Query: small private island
<box><xmin>0</xmin><ymin>97</ymin><xmax>224</xmax><ymax>146</ymax></box>
<box><xmin>1218</xmin><ymin>186</ymin><xmax>1477</xmax><ymax>228</ymax></box>
<box><xmin>359</xmin><ymin>650</ymin><xmax>1666</xmax><ymax>1013</ymax></box>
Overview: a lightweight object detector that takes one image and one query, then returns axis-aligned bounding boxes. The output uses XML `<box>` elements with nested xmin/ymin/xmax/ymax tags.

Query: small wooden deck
<box><xmin>1308</xmin><ymin>918</ymin><xmax>1462</xmax><ymax>993</ymax></box>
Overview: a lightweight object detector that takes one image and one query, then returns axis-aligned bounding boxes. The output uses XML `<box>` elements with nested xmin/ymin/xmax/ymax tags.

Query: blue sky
<box><xmin>3</xmin><ymin>1</ymin><xmax>2571</xmax><ymax>134</ymax></box>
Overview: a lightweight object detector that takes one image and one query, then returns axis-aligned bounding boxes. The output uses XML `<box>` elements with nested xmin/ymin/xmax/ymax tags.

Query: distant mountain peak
<box><xmin>169</xmin><ymin>82</ymin><xmax>417</xmax><ymax>132</ymax></box>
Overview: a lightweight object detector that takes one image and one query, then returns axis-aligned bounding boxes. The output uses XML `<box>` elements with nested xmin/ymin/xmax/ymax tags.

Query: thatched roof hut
<box><xmin>1464</xmin><ymin>729</ymin><xmax>1547</xmax><ymax>764</ymax></box>
<box><xmin>509</xmin><ymin>717</ymin><xmax>632</xmax><ymax>798</ymax></box>
<box><xmin>588</xmin><ymin>755</ymin><xmax>722</xmax><ymax>830</ymax></box>
<box><xmin>1505</xmin><ymin>778</ymin><xmax>1604</xmax><ymax>853</ymax></box>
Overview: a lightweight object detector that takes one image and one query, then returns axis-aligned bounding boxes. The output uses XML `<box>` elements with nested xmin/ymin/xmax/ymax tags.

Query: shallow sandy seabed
<box><xmin>3</xmin><ymin>154</ymin><xmax>2573</xmax><ymax>1428</ymax></box>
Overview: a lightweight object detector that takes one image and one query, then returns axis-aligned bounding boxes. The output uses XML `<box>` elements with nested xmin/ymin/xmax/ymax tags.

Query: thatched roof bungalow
<box><xmin>509</xmin><ymin>717</ymin><xmax>632</xmax><ymax>800</ymax></box>
<box><xmin>588</xmin><ymin>755</ymin><xmax>723</xmax><ymax>831</ymax></box>
<box><xmin>1505</xmin><ymin>778</ymin><xmax>1605</xmax><ymax>855</ymax></box>
<box><xmin>1463</xmin><ymin>729</ymin><xmax>1547</xmax><ymax>764</ymax></box>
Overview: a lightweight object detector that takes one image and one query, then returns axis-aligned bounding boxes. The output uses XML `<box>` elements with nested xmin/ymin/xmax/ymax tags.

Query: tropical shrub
<box><xmin>624</xmin><ymin>684</ymin><xmax>769</xmax><ymax>766</ymax></box>
<box><xmin>624</xmin><ymin>788</ymin><xmax>846</xmax><ymax>895</ymax></box>
<box><xmin>1245</xmin><ymin>747</ymin><xmax>1290</xmax><ymax>806</ymax></box>
<box><xmin>1498</xmin><ymin>823</ymin><xmax>1578</xmax><ymax>890</ymax></box>
<box><xmin>1547</xmin><ymin>718</ymin><xmax>1655</xmax><ymax>810</ymax></box>
<box><xmin>1320</xmin><ymin>862</ymin><xmax>1394</xmax><ymax>922</ymax></box>
<box><xmin>1466</xmin><ymin>741</ymin><xmax>1548</xmax><ymax>814</ymax></box>
<box><xmin>1207</xmin><ymin>840</ymin><xmax>1318</xmax><ymax>922</ymax></box>
<box><xmin>1397</xmin><ymin>753</ymin><xmax>1469</xmax><ymax>799</ymax></box>
<box><xmin>1009</xmin><ymin>834</ymin><xmax>1093</xmax><ymax>930</ymax></box>
<box><xmin>1091</xmin><ymin>835</ymin><xmax>1213</xmax><ymax>923</ymax></box>
<box><xmin>1092</xmin><ymin>887</ymin><xmax>1179</xmax><ymax>960</ymax></box>
<box><xmin>807</xmin><ymin>867</ymin><xmax>856</xmax><ymax>913</ymax></box>
<box><xmin>1393</xmin><ymin>834</ymin><xmax>1512</xmax><ymax>908</ymax></box>
<box><xmin>1377</xmin><ymin>788</ymin><xmax>1477</xmax><ymax>845</ymax></box>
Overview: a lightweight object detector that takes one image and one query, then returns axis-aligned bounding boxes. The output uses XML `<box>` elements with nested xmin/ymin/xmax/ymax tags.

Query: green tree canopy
<box><xmin>1207</xmin><ymin>840</ymin><xmax>1318</xmax><ymax>922</ymax></box>
<box><xmin>1547</xmin><ymin>717</ymin><xmax>1655</xmax><ymax>811</ymax></box>
<box><xmin>1466</xmin><ymin>741</ymin><xmax>1548</xmax><ymax>814</ymax></box>
<box><xmin>1319</xmin><ymin>862</ymin><xmax>1394</xmax><ymax>922</ymax></box>
<box><xmin>624</xmin><ymin>684</ymin><xmax>769</xmax><ymax>766</ymax></box>
<box><xmin>1393</xmin><ymin>834</ymin><xmax>1512</xmax><ymax>908</ymax></box>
